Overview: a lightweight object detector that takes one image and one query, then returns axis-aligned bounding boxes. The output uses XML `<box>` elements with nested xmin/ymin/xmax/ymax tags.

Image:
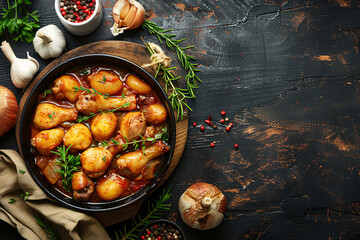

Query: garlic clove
<box><xmin>110</xmin><ymin>0</ymin><xmax>145</xmax><ymax>37</ymax></box>
<box><xmin>122</xmin><ymin>5</ymin><xmax>137</xmax><ymax>27</ymax></box>
<box><xmin>1</xmin><ymin>41</ymin><xmax>39</xmax><ymax>89</ymax></box>
<box><xmin>120</xmin><ymin>2</ymin><xmax>131</xmax><ymax>21</ymax></box>
<box><xmin>10</xmin><ymin>52</ymin><xmax>39</xmax><ymax>89</ymax></box>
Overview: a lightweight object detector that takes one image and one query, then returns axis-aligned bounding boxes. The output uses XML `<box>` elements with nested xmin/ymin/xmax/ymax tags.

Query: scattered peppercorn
<box><xmin>210</xmin><ymin>142</ymin><xmax>215</xmax><ymax>147</ymax></box>
<box><xmin>220</xmin><ymin>119</ymin><xmax>225</xmax><ymax>124</ymax></box>
<box><xmin>193</xmin><ymin>122</ymin><xmax>197</xmax><ymax>127</ymax></box>
<box><xmin>225</xmin><ymin>117</ymin><xmax>229</xmax><ymax>122</ymax></box>
<box><xmin>59</xmin><ymin>0</ymin><xmax>95</xmax><ymax>23</ymax></box>
<box><xmin>234</xmin><ymin>144</ymin><xmax>239</xmax><ymax>148</ymax></box>
<box><xmin>140</xmin><ymin>222</ymin><xmax>184</xmax><ymax>240</ymax></box>
<box><xmin>213</xmin><ymin>125</ymin><xmax>217</xmax><ymax>129</ymax></box>
<box><xmin>226</xmin><ymin>126</ymin><xmax>230</xmax><ymax>131</ymax></box>
<box><xmin>229</xmin><ymin>123</ymin><xmax>233</xmax><ymax>127</ymax></box>
<box><xmin>200</xmin><ymin>126</ymin><xmax>205</xmax><ymax>131</ymax></box>
<box><xmin>221</xmin><ymin>111</ymin><xmax>226</xmax><ymax>116</ymax></box>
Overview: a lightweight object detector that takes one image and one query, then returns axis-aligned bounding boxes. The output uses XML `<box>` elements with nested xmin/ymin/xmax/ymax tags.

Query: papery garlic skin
<box><xmin>0</xmin><ymin>86</ymin><xmax>19</xmax><ymax>137</ymax></box>
<box><xmin>1</xmin><ymin>41</ymin><xmax>39</xmax><ymax>89</ymax></box>
<box><xmin>33</xmin><ymin>25</ymin><xmax>66</xmax><ymax>59</ymax></box>
<box><xmin>179</xmin><ymin>182</ymin><xmax>227</xmax><ymax>230</ymax></box>
<box><xmin>111</xmin><ymin>0</ymin><xmax>145</xmax><ymax>37</ymax></box>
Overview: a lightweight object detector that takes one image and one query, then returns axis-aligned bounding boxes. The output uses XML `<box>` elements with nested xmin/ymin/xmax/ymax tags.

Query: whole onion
<box><xmin>0</xmin><ymin>86</ymin><xmax>18</xmax><ymax>137</ymax></box>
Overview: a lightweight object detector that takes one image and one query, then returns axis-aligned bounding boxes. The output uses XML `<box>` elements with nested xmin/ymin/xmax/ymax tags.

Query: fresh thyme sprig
<box><xmin>73</xmin><ymin>86</ymin><xmax>110</xmax><ymax>99</ymax></box>
<box><xmin>115</xmin><ymin>187</ymin><xmax>172</xmax><ymax>240</ymax></box>
<box><xmin>144</xmin><ymin>41</ymin><xmax>192</xmax><ymax>121</ymax></box>
<box><xmin>50</xmin><ymin>145</ymin><xmax>81</xmax><ymax>192</ymax></box>
<box><xmin>0</xmin><ymin>0</ymin><xmax>40</xmax><ymax>42</ymax></box>
<box><xmin>76</xmin><ymin>102</ymin><xmax>130</xmax><ymax>123</ymax></box>
<box><xmin>35</xmin><ymin>217</ymin><xmax>60</xmax><ymax>240</ymax></box>
<box><xmin>142</xmin><ymin>20</ymin><xmax>201</xmax><ymax>98</ymax></box>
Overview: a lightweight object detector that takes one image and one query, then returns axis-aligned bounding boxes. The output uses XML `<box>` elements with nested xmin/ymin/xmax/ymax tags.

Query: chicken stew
<box><xmin>30</xmin><ymin>65</ymin><xmax>170</xmax><ymax>202</ymax></box>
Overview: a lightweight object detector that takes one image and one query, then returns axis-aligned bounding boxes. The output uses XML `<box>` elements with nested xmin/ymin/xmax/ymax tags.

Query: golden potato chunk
<box><xmin>90</xmin><ymin>112</ymin><xmax>118</xmax><ymax>141</ymax></box>
<box><xmin>141</xmin><ymin>103</ymin><xmax>167</xmax><ymax>125</ymax></box>
<box><xmin>31</xmin><ymin>128</ymin><xmax>64</xmax><ymax>156</ymax></box>
<box><xmin>96</xmin><ymin>173</ymin><xmax>129</xmax><ymax>201</ymax></box>
<box><xmin>119</xmin><ymin>112</ymin><xmax>146</xmax><ymax>141</ymax></box>
<box><xmin>63</xmin><ymin>123</ymin><xmax>92</xmax><ymax>152</ymax></box>
<box><xmin>88</xmin><ymin>70</ymin><xmax>123</xmax><ymax>95</ymax></box>
<box><xmin>125</xmin><ymin>74</ymin><xmax>151</xmax><ymax>94</ymax></box>
<box><xmin>72</xmin><ymin>171</ymin><xmax>94</xmax><ymax>201</ymax></box>
<box><xmin>33</xmin><ymin>103</ymin><xmax>78</xmax><ymax>130</ymax></box>
<box><xmin>80</xmin><ymin>147</ymin><xmax>113</xmax><ymax>178</ymax></box>
<box><xmin>52</xmin><ymin>75</ymin><xmax>81</xmax><ymax>102</ymax></box>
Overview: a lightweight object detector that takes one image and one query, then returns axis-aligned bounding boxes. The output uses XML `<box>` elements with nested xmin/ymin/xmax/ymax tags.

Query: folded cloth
<box><xmin>0</xmin><ymin>150</ymin><xmax>111</xmax><ymax>240</ymax></box>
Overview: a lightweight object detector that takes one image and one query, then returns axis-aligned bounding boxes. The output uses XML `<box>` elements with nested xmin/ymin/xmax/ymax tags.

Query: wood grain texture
<box><xmin>0</xmin><ymin>0</ymin><xmax>360</xmax><ymax>239</ymax></box>
<box><xmin>14</xmin><ymin>41</ymin><xmax>188</xmax><ymax>226</ymax></box>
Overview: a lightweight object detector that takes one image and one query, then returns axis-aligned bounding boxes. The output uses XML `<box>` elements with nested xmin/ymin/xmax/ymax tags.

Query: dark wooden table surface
<box><xmin>1</xmin><ymin>0</ymin><xmax>360</xmax><ymax>239</ymax></box>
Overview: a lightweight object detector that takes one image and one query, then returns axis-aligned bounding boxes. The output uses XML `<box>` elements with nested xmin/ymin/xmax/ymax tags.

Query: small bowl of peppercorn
<box><xmin>54</xmin><ymin>0</ymin><xmax>103</xmax><ymax>36</ymax></box>
<box><xmin>138</xmin><ymin>219</ymin><xmax>186</xmax><ymax>240</ymax></box>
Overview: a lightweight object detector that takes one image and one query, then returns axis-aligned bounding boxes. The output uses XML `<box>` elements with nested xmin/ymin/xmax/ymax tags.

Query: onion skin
<box><xmin>178</xmin><ymin>182</ymin><xmax>227</xmax><ymax>230</ymax></box>
<box><xmin>0</xmin><ymin>86</ymin><xmax>18</xmax><ymax>137</ymax></box>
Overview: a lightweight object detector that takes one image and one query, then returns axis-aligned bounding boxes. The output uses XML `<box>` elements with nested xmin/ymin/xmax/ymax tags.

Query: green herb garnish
<box><xmin>73</xmin><ymin>86</ymin><xmax>110</xmax><ymax>99</ymax></box>
<box><xmin>8</xmin><ymin>198</ymin><xmax>16</xmax><ymax>204</ymax></box>
<box><xmin>76</xmin><ymin>102</ymin><xmax>130</xmax><ymax>123</ymax></box>
<box><xmin>82</xmin><ymin>68</ymin><xmax>90</xmax><ymax>75</ymax></box>
<box><xmin>98</xmin><ymin>75</ymin><xmax>106</xmax><ymax>84</ymax></box>
<box><xmin>35</xmin><ymin>217</ymin><xmax>60</xmax><ymax>240</ymax></box>
<box><xmin>48</xmin><ymin>111</ymin><xmax>55</xmax><ymax>119</ymax></box>
<box><xmin>120</xmin><ymin>128</ymin><xmax>168</xmax><ymax>151</ymax></box>
<box><xmin>0</xmin><ymin>0</ymin><xmax>40</xmax><ymax>42</ymax></box>
<box><xmin>114</xmin><ymin>187</ymin><xmax>172</xmax><ymax>240</ymax></box>
<box><xmin>50</xmin><ymin>145</ymin><xmax>81</xmax><ymax>192</ymax></box>
<box><xmin>102</xmin><ymin>156</ymin><xmax>106</xmax><ymax>162</ymax></box>
<box><xmin>19</xmin><ymin>192</ymin><xmax>30</xmax><ymax>201</ymax></box>
<box><xmin>18</xmin><ymin>170</ymin><xmax>25</xmax><ymax>174</ymax></box>
<box><xmin>43</xmin><ymin>89</ymin><xmax>52</xmax><ymax>98</ymax></box>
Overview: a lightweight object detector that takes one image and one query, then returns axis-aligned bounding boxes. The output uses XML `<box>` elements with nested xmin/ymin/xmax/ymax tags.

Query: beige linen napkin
<box><xmin>0</xmin><ymin>149</ymin><xmax>111</xmax><ymax>240</ymax></box>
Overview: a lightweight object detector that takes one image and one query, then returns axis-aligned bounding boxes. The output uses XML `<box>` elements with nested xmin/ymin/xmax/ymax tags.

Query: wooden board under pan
<box><xmin>15</xmin><ymin>41</ymin><xmax>188</xmax><ymax>226</ymax></box>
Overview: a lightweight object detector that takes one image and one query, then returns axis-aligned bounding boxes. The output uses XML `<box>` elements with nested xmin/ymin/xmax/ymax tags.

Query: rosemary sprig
<box><xmin>35</xmin><ymin>217</ymin><xmax>60</xmax><ymax>240</ymax></box>
<box><xmin>144</xmin><ymin>42</ymin><xmax>192</xmax><ymax>121</ymax></box>
<box><xmin>76</xmin><ymin>102</ymin><xmax>130</xmax><ymax>123</ymax></box>
<box><xmin>73</xmin><ymin>86</ymin><xmax>110</xmax><ymax>99</ymax></box>
<box><xmin>142</xmin><ymin>20</ymin><xmax>201</xmax><ymax>98</ymax></box>
<box><xmin>50</xmin><ymin>145</ymin><xmax>81</xmax><ymax>192</ymax></box>
<box><xmin>115</xmin><ymin>187</ymin><xmax>172</xmax><ymax>240</ymax></box>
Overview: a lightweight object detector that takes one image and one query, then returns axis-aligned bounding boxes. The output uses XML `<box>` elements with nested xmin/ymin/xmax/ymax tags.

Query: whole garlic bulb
<box><xmin>178</xmin><ymin>182</ymin><xmax>227</xmax><ymax>230</ymax></box>
<box><xmin>0</xmin><ymin>86</ymin><xmax>19</xmax><ymax>137</ymax></box>
<box><xmin>33</xmin><ymin>25</ymin><xmax>66</xmax><ymax>59</ymax></box>
<box><xmin>110</xmin><ymin>0</ymin><xmax>145</xmax><ymax>37</ymax></box>
<box><xmin>1</xmin><ymin>41</ymin><xmax>39</xmax><ymax>89</ymax></box>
